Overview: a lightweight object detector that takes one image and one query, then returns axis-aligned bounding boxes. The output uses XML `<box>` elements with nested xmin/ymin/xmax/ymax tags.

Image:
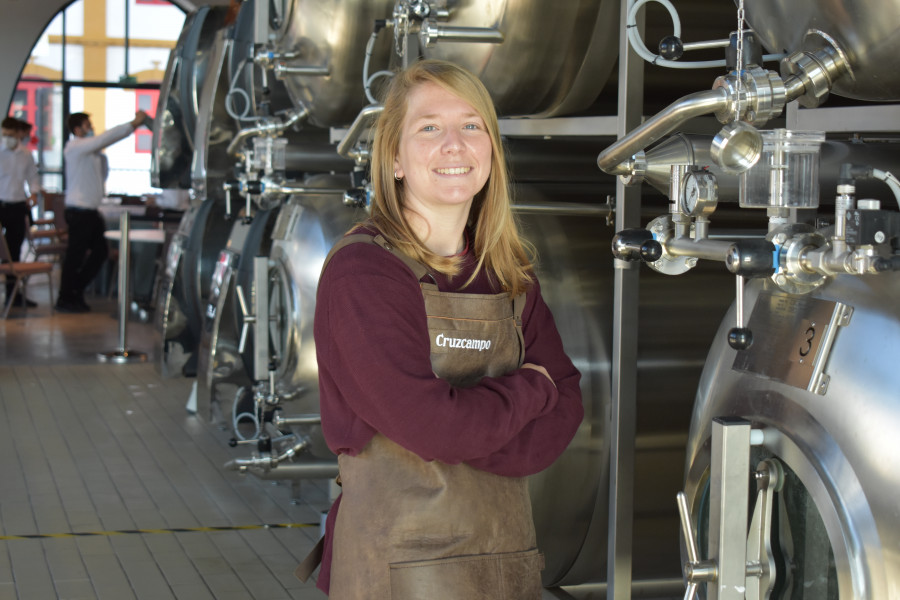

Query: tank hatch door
<box><xmin>677</xmin><ymin>419</ymin><xmax>788</xmax><ymax>600</ymax></box>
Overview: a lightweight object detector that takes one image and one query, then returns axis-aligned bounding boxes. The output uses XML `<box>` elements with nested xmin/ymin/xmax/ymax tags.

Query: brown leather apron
<box><xmin>323</xmin><ymin>234</ymin><xmax>543</xmax><ymax>599</ymax></box>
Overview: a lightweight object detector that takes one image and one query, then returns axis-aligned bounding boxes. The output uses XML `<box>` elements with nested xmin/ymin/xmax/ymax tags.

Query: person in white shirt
<box><xmin>55</xmin><ymin>110</ymin><xmax>148</xmax><ymax>313</ymax></box>
<box><xmin>0</xmin><ymin>117</ymin><xmax>41</xmax><ymax>307</ymax></box>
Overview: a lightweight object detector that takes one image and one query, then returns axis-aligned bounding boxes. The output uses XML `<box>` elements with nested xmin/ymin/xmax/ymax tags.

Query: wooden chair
<box><xmin>26</xmin><ymin>193</ymin><xmax>68</xmax><ymax>262</ymax></box>
<box><xmin>1</xmin><ymin>221</ymin><xmax>55</xmax><ymax>319</ymax></box>
<box><xmin>32</xmin><ymin>192</ymin><xmax>68</xmax><ymax>238</ymax></box>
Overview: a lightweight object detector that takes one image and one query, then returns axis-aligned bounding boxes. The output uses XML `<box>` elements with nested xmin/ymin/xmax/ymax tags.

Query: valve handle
<box><xmin>236</xmin><ymin>284</ymin><xmax>255</xmax><ymax>354</ymax></box>
<box><xmin>224</xmin><ymin>185</ymin><xmax>233</xmax><ymax>220</ymax></box>
<box><xmin>612</xmin><ymin>228</ymin><xmax>662</xmax><ymax>262</ymax></box>
<box><xmin>676</xmin><ymin>491</ymin><xmax>718</xmax><ymax>599</ymax></box>
<box><xmin>641</xmin><ymin>240</ymin><xmax>663</xmax><ymax>262</ymax></box>
<box><xmin>677</xmin><ymin>492</ymin><xmax>701</xmax><ymax>600</ymax></box>
<box><xmin>728</xmin><ymin>327</ymin><xmax>753</xmax><ymax>350</ymax></box>
<box><xmin>244</xmin><ymin>192</ymin><xmax>254</xmax><ymax>224</ymax></box>
<box><xmin>728</xmin><ymin>275</ymin><xmax>753</xmax><ymax>350</ymax></box>
<box><xmin>677</xmin><ymin>492</ymin><xmax>700</xmax><ymax>565</ymax></box>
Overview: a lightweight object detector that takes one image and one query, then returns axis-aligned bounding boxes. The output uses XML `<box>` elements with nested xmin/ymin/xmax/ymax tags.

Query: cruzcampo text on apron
<box><xmin>324</xmin><ymin>234</ymin><xmax>543</xmax><ymax>600</ymax></box>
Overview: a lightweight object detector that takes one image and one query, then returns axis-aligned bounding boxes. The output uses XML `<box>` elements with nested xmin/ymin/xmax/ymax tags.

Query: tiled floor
<box><xmin>0</xmin><ymin>275</ymin><xmax>329</xmax><ymax>600</ymax></box>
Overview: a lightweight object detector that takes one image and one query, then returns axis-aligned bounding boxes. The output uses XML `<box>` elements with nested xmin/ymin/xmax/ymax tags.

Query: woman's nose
<box><xmin>442</xmin><ymin>129</ymin><xmax>463</xmax><ymax>153</ymax></box>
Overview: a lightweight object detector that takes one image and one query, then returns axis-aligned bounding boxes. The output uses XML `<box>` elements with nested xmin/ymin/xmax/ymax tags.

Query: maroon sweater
<box><xmin>312</xmin><ymin>230</ymin><xmax>583</xmax><ymax>593</ymax></box>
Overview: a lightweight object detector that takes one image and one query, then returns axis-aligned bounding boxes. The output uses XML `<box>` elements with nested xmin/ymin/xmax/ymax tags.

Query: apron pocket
<box><xmin>389</xmin><ymin>548</ymin><xmax>544</xmax><ymax>600</ymax></box>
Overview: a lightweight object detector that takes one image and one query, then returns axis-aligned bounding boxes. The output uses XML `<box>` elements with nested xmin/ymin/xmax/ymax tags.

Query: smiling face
<box><xmin>393</xmin><ymin>82</ymin><xmax>493</xmax><ymax>222</ymax></box>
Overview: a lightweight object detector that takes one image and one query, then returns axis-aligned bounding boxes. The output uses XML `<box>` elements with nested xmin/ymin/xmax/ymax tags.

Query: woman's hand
<box><xmin>521</xmin><ymin>363</ymin><xmax>556</xmax><ymax>388</ymax></box>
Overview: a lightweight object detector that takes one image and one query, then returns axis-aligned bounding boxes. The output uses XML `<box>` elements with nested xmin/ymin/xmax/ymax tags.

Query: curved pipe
<box><xmin>337</xmin><ymin>104</ymin><xmax>383</xmax><ymax>160</ymax></box>
<box><xmin>226</xmin><ymin>108</ymin><xmax>308</xmax><ymax>156</ymax></box>
<box><xmin>597</xmin><ymin>88</ymin><xmax>728</xmax><ymax>174</ymax></box>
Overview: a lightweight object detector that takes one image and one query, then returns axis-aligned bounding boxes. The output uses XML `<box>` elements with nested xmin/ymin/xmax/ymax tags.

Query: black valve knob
<box><xmin>228</xmin><ymin>438</ymin><xmax>238</xmax><ymax>447</ymax></box>
<box><xmin>612</xmin><ymin>229</ymin><xmax>661</xmax><ymax>262</ymax></box>
<box><xmin>658</xmin><ymin>35</ymin><xmax>684</xmax><ymax>60</ymax></box>
<box><xmin>726</xmin><ymin>239</ymin><xmax>776</xmax><ymax>278</ymax></box>
<box><xmin>244</xmin><ymin>180</ymin><xmax>263</xmax><ymax>195</ymax></box>
<box><xmin>641</xmin><ymin>240</ymin><xmax>663</xmax><ymax>262</ymax></box>
<box><xmin>728</xmin><ymin>327</ymin><xmax>753</xmax><ymax>350</ymax></box>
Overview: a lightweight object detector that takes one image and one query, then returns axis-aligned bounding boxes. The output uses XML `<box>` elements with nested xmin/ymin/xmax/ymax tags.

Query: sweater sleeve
<box><xmin>315</xmin><ymin>242</ymin><xmax>561</xmax><ymax>464</ymax></box>
<box><xmin>464</xmin><ymin>279</ymin><xmax>584</xmax><ymax>477</ymax></box>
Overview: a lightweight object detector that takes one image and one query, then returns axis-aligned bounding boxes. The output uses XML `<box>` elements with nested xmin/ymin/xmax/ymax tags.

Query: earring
<box><xmin>394</xmin><ymin>172</ymin><xmax>402</xmax><ymax>181</ymax></box>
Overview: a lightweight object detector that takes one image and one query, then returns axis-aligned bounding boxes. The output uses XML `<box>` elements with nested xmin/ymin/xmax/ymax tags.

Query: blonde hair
<box><xmin>369</xmin><ymin>59</ymin><xmax>533</xmax><ymax>297</ymax></box>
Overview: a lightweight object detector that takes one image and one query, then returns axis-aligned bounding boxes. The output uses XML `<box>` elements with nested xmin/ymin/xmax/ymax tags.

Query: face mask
<box><xmin>84</xmin><ymin>129</ymin><xmax>95</xmax><ymax>138</ymax></box>
<box><xmin>2</xmin><ymin>135</ymin><xmax>17</xmax><ymax>150</ymax></box>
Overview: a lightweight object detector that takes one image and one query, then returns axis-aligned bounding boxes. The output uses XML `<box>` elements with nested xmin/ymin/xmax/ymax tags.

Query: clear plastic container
<box><xmin>739</xmin><ymin>129</ymin><xmax>825</xmax><ymax>208</ymax></box>
<box><xmin>252</xmin><ymin>137</ymin><xmax>288</xmax><ymax>174</ymax></box>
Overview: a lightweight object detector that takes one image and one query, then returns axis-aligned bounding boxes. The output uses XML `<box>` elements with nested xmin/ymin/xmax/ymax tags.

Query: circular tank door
<box><xmin>683</xmin><ymin>428</ymin><xmax>885</xmax><ymax>599</ymax></box>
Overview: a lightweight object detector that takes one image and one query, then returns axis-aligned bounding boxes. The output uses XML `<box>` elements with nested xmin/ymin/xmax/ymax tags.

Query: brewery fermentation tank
<box><xmin>269</xmin><ymin>0</ymin><xmax>619</xmax><ymax>126</ymax></box>
<box><xmin>742</xmin><ymin>0</ymin><xmax>900</xmax><ymax>101</ymax></box>
<box><xmin>196</xmin><ymin>207</ymin><xmax>281</xmax><ymax>422</ymax></box>
<box><xmin>683</xmin><ymin>274</ymin><xmax>900</xmax><ymax>598</ymax></box>
<box><xmin>151</xmin><ymin>5</ymin><xmax>229</xmax><ymax>190</ymax></box>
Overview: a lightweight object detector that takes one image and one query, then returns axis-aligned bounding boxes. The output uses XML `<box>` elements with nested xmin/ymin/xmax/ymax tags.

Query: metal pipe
<box><xmin>264</xmin><ymin>184</ymin><xmax>347</xmax><ymax>196</ymax></box>
<box><xmin>558</xmin><ymin>578</ymin><xmax>686</xmax><ymax>598</ymax></box>
<box><xmin>273</xmin><ymin>64</ymin><xmax>330</xmax><ymax>78</ymax></box>
<box><xmin>419</xmin><ymin>22</ymin><xmax>504</xmax><ymax>46</ymax></box>
<box><xmin>511</xmin><ymin>202</ymin><xmax>612</xmax><ymax>217</ymax></box>
<box><xmin>273</xmin><ymin>414</ymin><xmax>323</xmax><ymax>427</ymax></box>
<box><xmin>597</xmin><ymin>88</ymin><xmax>729</xmax><ymax>174</ymax></box>
<box><xmin>253</xmin><ymin>461</ymin><xmax>339</xmax><ymax>480</ymax></box>
<box><xmin>683</xmin><ymin>39</ymin><xmax>731</xmax><ymax>52</ymax></box>
<box><xmin>665</xmin><ymin>237</ymin><xmax>734</xmax><ymax>262</ymax></box>
<box><xmin>226</xmin><ymin>108</ymin><xmax>308</xmax><ymax>156</ymax></box>
<box><xmin>337</xmin><ymin>104</ymin><xmax>383</xmax><ymax>160</ymax></box>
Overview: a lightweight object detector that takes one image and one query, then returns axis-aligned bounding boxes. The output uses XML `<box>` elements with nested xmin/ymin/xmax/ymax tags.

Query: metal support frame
<box><xmin>606</xmin><ymin>0</ymin><xmax>645</xmax><ymax>597</ymax></box>
<box><xmin>709</xmin><ymin>417</ymin><xmax>752</xmax><ymax>600</ymax></box>
<box><xmin>252</xmin><ymin>256</ymin><xmax>270</xmax><ymax>382</ymax></box>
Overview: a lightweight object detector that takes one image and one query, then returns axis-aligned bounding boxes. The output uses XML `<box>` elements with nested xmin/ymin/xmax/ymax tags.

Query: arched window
<box><xmin>9</xmin><ymin>0</ymin><xmax>186</xmax><ymax>196</ymax></box>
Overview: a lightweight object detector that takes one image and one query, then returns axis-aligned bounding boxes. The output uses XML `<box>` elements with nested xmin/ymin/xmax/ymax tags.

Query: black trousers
<box><xmin>0</xmin><ymin>200</ymin><xmax>29</xmax><ymax>296</ymax></box>
<box><xmin>59</xmin><ymin>207</ymin><xmax>108</xmax><ymax>303</ymax></box>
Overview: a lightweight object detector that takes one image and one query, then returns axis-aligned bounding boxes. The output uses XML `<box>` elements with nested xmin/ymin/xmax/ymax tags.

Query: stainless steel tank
<box><xmin>151</xmin><ymin>6</ymin><xmax>229</xmax><ymax>189</ymax></box>
<box><xmin>196</xmin><ymin>207</ymin><xmax>281</xmax><ymax>422</ymax></box>
<box><xmin>683</xmin><ymin>273</ymin><xmax>900</xmax><ymax>598</ymax></box>
<box><xmin>263</xmin><ymin>176</ymin><xmax>370</xmax><ymax>457</ymax></box>
<box><xmin>155</xmin><ymin>198</ymin><xmax>232</xmax><ymax>377</ymax></box>
<box><xmin>418</xmin><ymin>0</ymin><xmax>620</xmax><ymax>117</ymax></box>
<box><xmin>742</xmin><ymin>0</ymin><xmax>900</xmax><ymax>101</ymax></box>
<box><xmin>270</xmin><ymin>0</ymin><xmax>619</xmax><ymax>126</ymax></box>
<box><xmin>155</xmin><ymin>26</ymin><xmax>233</xmax><ymax>376</ymax></box>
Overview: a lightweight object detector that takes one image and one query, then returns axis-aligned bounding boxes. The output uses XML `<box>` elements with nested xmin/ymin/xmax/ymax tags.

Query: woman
<box><xmin>307</xmin><ymin>60</ymin><xmax>583</xmax><ymax>598</ymax></box>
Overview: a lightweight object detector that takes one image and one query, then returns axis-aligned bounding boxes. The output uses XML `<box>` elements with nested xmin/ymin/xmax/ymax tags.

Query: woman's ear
<box><xmin>393</xmin><ymin>158</ymin><xmax>403</xmax><ymax>180</ymax></box>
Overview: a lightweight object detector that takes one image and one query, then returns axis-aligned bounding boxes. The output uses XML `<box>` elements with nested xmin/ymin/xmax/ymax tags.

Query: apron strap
<box><xmin>512</xmin><ymin>291</ymin><xmax>527</xmax><ymax>367</ymax></box>
<box><xmin>294</xmin><ymin>536</ymin><xmax>325</xmax><ymax>582</ymax></box>
<box><xmin>319</xmin><ymin>232</ymin><xmax>438</xmax><ymax>291</ymax></box>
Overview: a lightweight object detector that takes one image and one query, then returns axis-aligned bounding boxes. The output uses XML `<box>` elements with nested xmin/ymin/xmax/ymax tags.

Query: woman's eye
<box><xmin>422</xmin><ymin>124</ymin><xmax>436</xmax><ymax>132</ymax></box>
<box><xmin>464</xmin><ymin>123</ymin><xmax>479</xmax><ymax>130</ymax></box>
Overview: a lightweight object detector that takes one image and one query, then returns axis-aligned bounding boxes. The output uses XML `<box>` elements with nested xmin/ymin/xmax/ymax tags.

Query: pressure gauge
<box><xmin>681</xmin><ymin>169</ymin><xmax>718</xmax><ymax>217</ymax></box>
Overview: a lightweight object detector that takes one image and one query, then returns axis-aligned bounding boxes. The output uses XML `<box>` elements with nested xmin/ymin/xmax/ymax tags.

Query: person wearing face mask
<box><xmin>55</xmin><ymin>110</ymin><xmax>148</xmax><ymax>313</ymax></box>
<box><xmin>0</xmin><ymin>116</ymin><xmax>41</xmax><ymax>307</ymax></box>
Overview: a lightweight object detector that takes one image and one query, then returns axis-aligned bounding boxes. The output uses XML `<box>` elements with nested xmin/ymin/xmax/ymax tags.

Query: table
<box><xmin>104</xmin><ymin>229</ymin><xmax>166</xmax><ymax>244</ymax></box>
